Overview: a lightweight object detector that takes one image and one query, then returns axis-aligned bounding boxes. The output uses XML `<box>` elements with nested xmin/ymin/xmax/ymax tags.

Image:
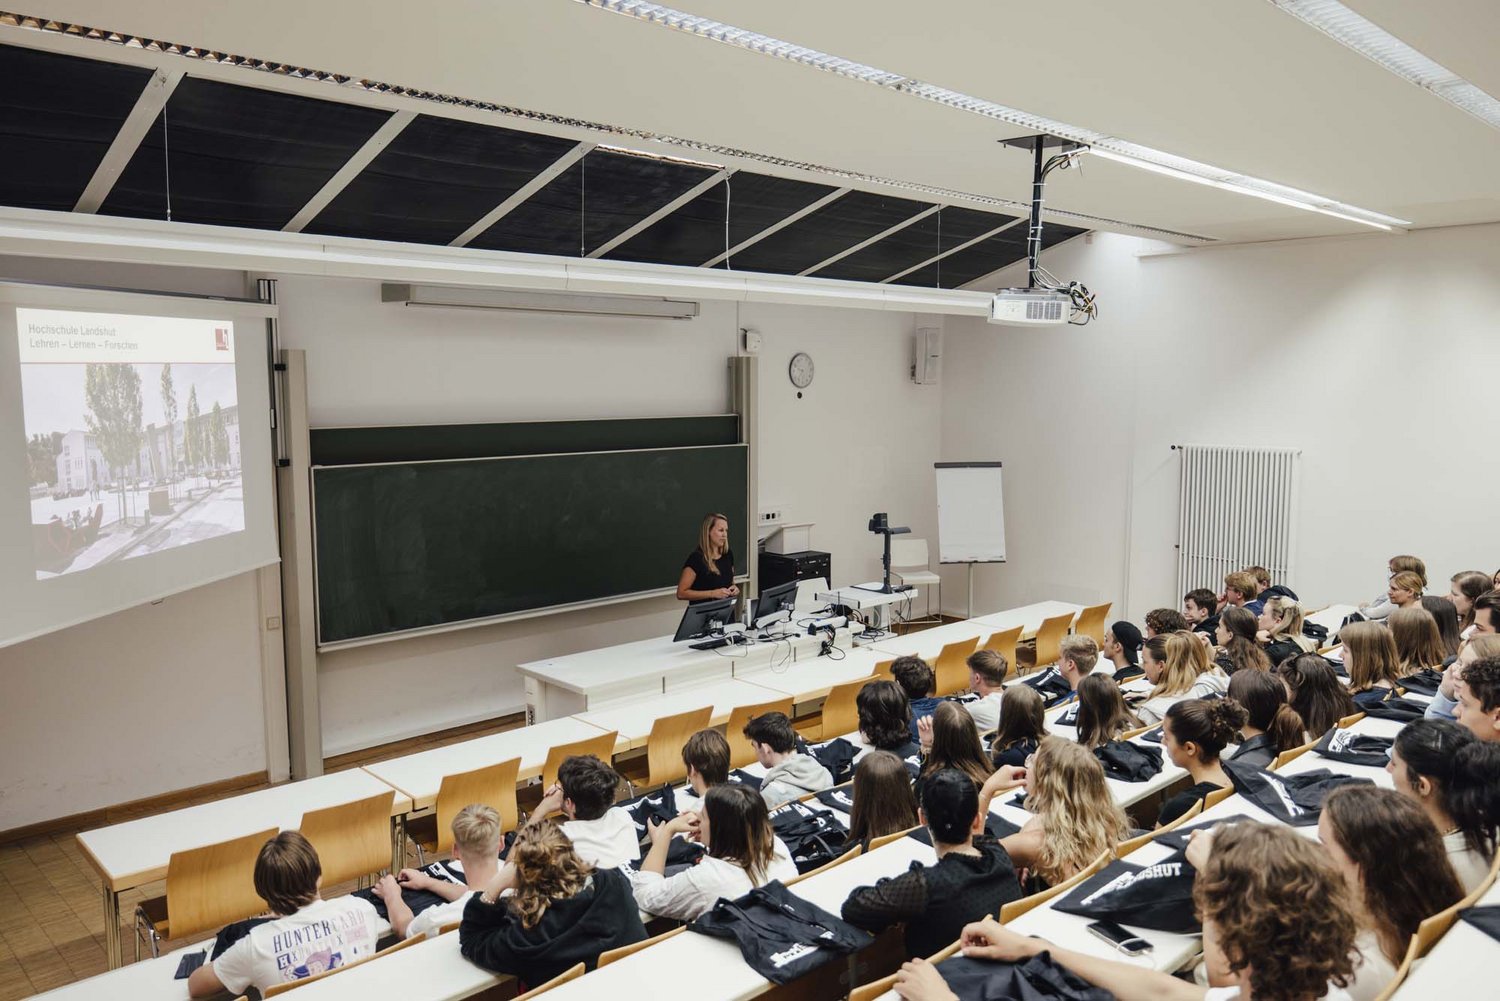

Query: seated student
<box><xmin>375</xmin><ymin>803</ymin><xmax>501</xmax><ymax>939</ymax></box>
<box><xmin>1279</xmin><ymin>655</ymin><xmax>1358</xmax><ymax>740</ymax></box>
<box><xmin>1427</xmin><ymin>633</ymin><xmax>1500</xmax><ymax>723</ymax></box>
<box><xmin>1450</xmin><ymin>572</ymin><xmax>1492</xmax><ymax>639</ymax></box>
<box><xmin>958</xmin><ymin>649</ymin><xmax>1008</xmax><ymax>732</ymax></box>
<box><xmin>744</xmin><ymin>711</ymin><xmax>833</xmax><ymax>808</ymax></box>
<box><xmin>1145</xmin><ymin>606</ymin><xmax>1189</xmax><ymax>639</ymax></box>
<box><xmin>461</xmin><ymin>821</ymin><xmax>646</xmax><ymax>985</ymax></box>
<box><xmin>1100</xmin><ymin>620</ymin><xmax>1146</xmax><ymax>682</ymax></box>
<box><xmin>891</xmin><ymin>655</ymin><xmax>943</xmax><ymax>742</ymax></box>
<box><xmin>903</xmin><ymin>822</ymin><xmax>1359</xmax><ymax>1001</ymax></box>
<box><xmin>988</xmin><ymin>683</ymin><xmax>1045</xmax><ymax>769</ymax></box>
<box><xmin>1360</xmin><ymin>554</ymin><xmax>1427</xmax><ymax>621</ymax></box>
<box><xmin>845</xmin><ymin>749</ymin><xmax>920</xmax><ymax>850</ymax></box>
<box><xmin>188</xmin><ymin>831</ymin><xmax>381</xmax><ymax>998</ymax></box>
<box><xmin>1220</xmin><ymin>570</ymin><xmax>1263</xmax><ymax>616</ymax></box>
<box><xmin>842</xmin><ymin>767</ymin><xmax>1024</xmax><ymax>958</ymax></box>
<box><xmin>1226</xmin><ymin>668</ymin><xmax>1304</xmax><ymax>771</ymax></box>
<box><xmin>1340</xmin><ymin>621</ymin><xmax>1405</xmax><ymax>709</ymax></box>
<box><xmin>1050</xmin><ymin>634</ymin><xmax>1100</xmax><ymax>707</ymax></box>
<box><xmin>681</xmin><ymin>728</ymin><xmax>730</xmax><ymax>800</ymax></box>
<box><xmin>1390</xmin><ymin>605</ymin><xmax>1447</xmax><ymax>676</ymax></box>
<box><xmin>856</xmin><ymin>679</ymin><xmax>919</xmax><ymax>758</ymax></box>
<box><xmin>1183</xmin><ymin>588</ymin><xmax>1220</xmax><ymax>636</ymax></box>
<box><xmin>1474</xmin><ymin>590</ymin><xmax>1500</xmax><ymax>636</ymax></box>
<box><xmin>916</xmin><ymin>701</ymin><xmax>993</xmax><ymax>800</ymax></box>
<box><xmin>1157</xmin><ymin>698</ymin><xmax>1248</xmax><ymax>827</ymax></box>
<box><xmin>1256</xmin><ymin>596</ymin><xmax>1316</xmax><ymax>666</ymax></box>
<box><xmin>1136</xmin><ymin>632</ymin><xmax>1227</xmax><ymax>726</ymax></box>
<box><xmin>1073</xmin><ymin>673</ymin><xmax>1142</xmax><ymax>750</ymax></box>
<box><xmin>1454</xmin><ymin>655</ymin><xmax>1500</xmax><ymax>742</ymax></box>
<box><xmin>1422</xmin><ymin>595</ymin><xmax>1463</xmax><ymax>659</ymax></box>
<box><xmin>1246</xmin><ymin>565</ymin><xmax>1298</xmax><ymax>602</ymax></box>
<box><xmin>1001</xmin><ymin>737</ymin><xmax>1128</xmax><ymax>888</ymax></box>
<box><xmin>631</xmin><ymin>783</ymin><xmax>796</xmax><ymax>921</ymax></box>
<box><xmin>1389</xmin><ymin>720</ymin><xmax>1500</xmax><ymax>892</ymax></box>
<box><xmin>1215</xmin><ymin>606</ymin><xmax>1273</xmax><ymax>674</ymax></box>
<box><xmin>533</xmin><ymin>755</ymin><xmax>639</xmax><ymax>869</ymax></box>
<box><xmin>1320</xmin><ymin>786</ymin><xmax>1464</xmax><ymax>1000</ymax></box>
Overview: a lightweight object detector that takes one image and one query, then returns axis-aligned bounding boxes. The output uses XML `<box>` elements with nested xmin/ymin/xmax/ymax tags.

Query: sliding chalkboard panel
<box><xmin>312</xmin><ymin>444</ymin><xmax>748</xmax><ymax>645</ymax></box>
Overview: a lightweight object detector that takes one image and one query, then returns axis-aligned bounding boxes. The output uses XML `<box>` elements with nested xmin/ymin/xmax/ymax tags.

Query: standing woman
<box><xmin>676</xmin><ymin>512</ymin><xmax>739</xmax><ymax>603</ymax></box>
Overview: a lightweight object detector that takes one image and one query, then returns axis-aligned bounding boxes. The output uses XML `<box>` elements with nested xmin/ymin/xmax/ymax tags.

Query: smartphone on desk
<box><xmin>1087</xmin><ymin>920</ymin><xmax>1152</xmax><ymax>956</ymax></box>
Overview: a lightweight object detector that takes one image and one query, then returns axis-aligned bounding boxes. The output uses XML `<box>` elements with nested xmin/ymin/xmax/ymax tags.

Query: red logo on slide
<box><xmin>214</xmin><ymin>327</ymin><xmax>230</xmax><ymax>351</ymax></box>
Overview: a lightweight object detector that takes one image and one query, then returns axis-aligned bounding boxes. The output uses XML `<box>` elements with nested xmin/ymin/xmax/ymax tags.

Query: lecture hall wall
<box><xmin>0</xmin><ymin>255</ymin><xmax>944</xmax><ymax>830</ymax></box>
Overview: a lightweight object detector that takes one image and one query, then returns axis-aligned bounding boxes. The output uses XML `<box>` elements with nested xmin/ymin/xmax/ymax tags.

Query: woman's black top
<box><xmin>1158</xmin><ymin>780</ymin><xmax>1228</xmax><ymax>826</ymax></box>
<box><xmin>991</xmin><ymin>737</ymin><xmax>1039</xmax><ymax>770</ymax></box>
<box><xmin>1227</xmin><ymin>733</ymin><xmax>1276</xmax><ymax>771</ymax></box>
<box><xmin>683</xmin><ymin>548</ymin><xmax>735</xmax><ymax>602</ymax></box>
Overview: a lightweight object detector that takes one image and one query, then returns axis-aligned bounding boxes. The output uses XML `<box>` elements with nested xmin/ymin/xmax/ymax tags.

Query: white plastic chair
<box><xmin>891</xmin><ymin>538</ymin><xmax>941</xmax><ymax>624</ymax></box>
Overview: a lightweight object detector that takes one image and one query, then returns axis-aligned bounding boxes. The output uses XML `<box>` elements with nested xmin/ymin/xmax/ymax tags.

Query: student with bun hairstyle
<box><xmin>1421</xmin><ymin>596</ymin><xmax>1462</xmax><ymax>659</ymax></box>
<box><xmin>845</xmin><ymin>750</ymin><xmax>920</xmax><ymax>850</ymax></box>
<box><xmin>1136</xmin><ymin>632</ymin><xmax>1227</xmax><ymax>726</ymax></box>
<box><xmin>1450</xmin><ymin>571</ymin><xmax>1492</xmax><ymax>637</ymax></box>
<box><xmin>1001</xmin><ymin>736</ymin><xmax>1129</xmax><ymax>887</ymax></box>
<box><xmin>1320</xmin><ymin>786</ymin><xmax>1464</xmax><ymax>997</ymax></box>
<box><xmin>1278</xmin><ymin>655</ymin><xmax>1358</xmax><ymax>740</ymax></box>
<box><xmin>1388</xmin><ymin>719</ymin><xmax>1500</xmax><ymax>892</ymax></box>
<box><xmin>988</xmin><ymin>683</ymin><xmax>1045</xmax><ymax>768</ymax></box>
<box><xmin>1073</xmin><ymin>673</ymin><xmax>1142</xmax><ymax>750</ymax></box>
<box><xmin>842</xmin><ymin>766</ymin><xmax>1024</xmax><ymax>958</ymax></box>
<box><xmin>1339</xmin><ymin>621</ymin><xmax>1405</xmax><ymax>710</ymax></box>
<box><xmin>1226</xmin><ymin>669</ymin><xmax>1304</xmax><ymax>770</ymax></box>
<box><xmin>461</xmin><ymin>821</ymin><xmax>646</xmax><ymax>985</ymax></box>
<box><xmin>1389</xmin><ymin>606</ymin><xmax>1447</xmax><ymax>675</ymax></box>
<box><xmin>1157</xmin><ymin>698</ymin><xmax>1249</xmax><ymax>826</ymax></box>
<box><xmin>1216</xmin><ymin>606</ymin><xmax>1273</xmax><ymax>675</ymax></box>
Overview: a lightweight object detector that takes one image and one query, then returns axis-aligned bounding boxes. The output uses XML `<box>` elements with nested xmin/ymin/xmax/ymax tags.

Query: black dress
<box><xmin>683</xmin><ymin>548</ymin><xmax>735</xmax><ymax>602</ymax></box>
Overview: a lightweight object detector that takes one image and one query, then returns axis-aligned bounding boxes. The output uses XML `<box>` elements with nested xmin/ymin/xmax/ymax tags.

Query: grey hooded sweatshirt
<box><xmin>759</xmin><ymin>753</ymin><xmax>834</xmax><ymax>808</ymax></box>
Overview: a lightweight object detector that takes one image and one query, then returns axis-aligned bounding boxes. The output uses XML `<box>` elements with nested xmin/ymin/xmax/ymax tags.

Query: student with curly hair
<box><xmin>460</xmin><ymin>821</ymin><xmax>646</xmax><ymax>985</ymax></box>
<box><xmin>1146</xmin><ymin>607</ymin><xmax>1190</xmax><ymax>638</ymax></box>
<box><xmin>1454</xmin><ymin>656</ymin><xmax>1500</xmax><ymax>743</ymax></box>
<box><xmin>1157</xmin><ymin>698</ymin><xmax>1249</xmax><ymax>826</ymax></box>
<box><xmin>1000</xmin><ymin>736</ymin><xmax>1128</xmax><ymax>887</ymax></box>
<box><xmin>1425</xmin><ymin>632</ymin><xmax>1500</xmax><ymax>723</ymax></box>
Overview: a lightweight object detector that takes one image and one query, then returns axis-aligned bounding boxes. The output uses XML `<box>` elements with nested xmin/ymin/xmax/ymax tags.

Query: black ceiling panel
<box><xmin>604</xmin><ymin>172</ymin><xmax>838</xmax><ymax>267</ymax></box>
<box><xmin>812</xmin><ymin>206</ymin><xmax>1021</xmax><ymax>284</ymax></box>
<box><xmin>724</xmin><ymin>190</ymin><xmax>932</xmax><ymax>276</ymax></box>
<box><xmin>922</xmin><ymin>222</ymin><xmax>1089</xmax><ymax>289</ymax></box>
<box><xmin>306</xmin><ymin>116</ymin><xmax>580</xmax><ymax>245</ymax></box>
<box><xmin>99</xmin><ymin>77</ymin><xmax>391</xmax><ymax>228</ymax></box>
<box><xmin>470</xmin><ymin>148</ymin><xmax>716</xmax><ymax>257</ymax></box>
<box><xmin>0</xmin><ymin>46</ymin><xmax>152</xmax><ymax>211</ymax></box>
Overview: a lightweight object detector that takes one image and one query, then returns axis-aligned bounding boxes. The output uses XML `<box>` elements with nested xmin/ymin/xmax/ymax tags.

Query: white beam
<box><xmin>702</xmin><ymin>186</ymin><xmax>850</xmax><ymax>268</ymax></box>
<box><xmin>799</xmin><ymin>204</ymin><xmax>941</xmax><ymax>278</ymax></box>
<box><xmin>880</xmin><ymin>216</ymin><xmax>1025</xmax><ymax>284</ymax></box>
<box><xmin>282</xmin><ymin>110</ymin><xmax>417</xmax><ymax>233</ymax></box>
<box><xmin>449</xmin><ymin>141</ymin><xmax>594</xmax><ymax>248</ymax></box>
<box><xmin>586</xmin><ymin>168</ymin><xmax>731</xmax><ymax>259</ymax></box>
<box><xmin>73</xmin><ymin>68</ymin><xmax>185</xmax><ymax>214</ymax></box>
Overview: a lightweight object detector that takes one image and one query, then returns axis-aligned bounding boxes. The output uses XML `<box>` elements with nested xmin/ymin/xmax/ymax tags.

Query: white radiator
<box><xmin>1175</xmin><ymin>444</ymin><xmax>1301</xmax><ymax>596</ymax></box>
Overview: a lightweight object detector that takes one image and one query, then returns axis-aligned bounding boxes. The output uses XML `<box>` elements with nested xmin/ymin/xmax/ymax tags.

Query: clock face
<box><xmin>788</xmin><ymin>352</ymin><xmax>815</xmax><ymax>389</ymax></box>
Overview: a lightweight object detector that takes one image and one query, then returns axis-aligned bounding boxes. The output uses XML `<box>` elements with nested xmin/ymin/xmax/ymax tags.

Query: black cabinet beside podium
<box><xmin>758</xmin><ymin>549</ymin><xmax>832</xmax><ymax>589</ymax></box>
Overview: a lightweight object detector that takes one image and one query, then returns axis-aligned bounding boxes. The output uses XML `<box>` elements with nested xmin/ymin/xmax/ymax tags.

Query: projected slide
<box><xmin>19</xmin><ymin>307</ymin><xmax>243</xmax><ymax>579</ymax></box>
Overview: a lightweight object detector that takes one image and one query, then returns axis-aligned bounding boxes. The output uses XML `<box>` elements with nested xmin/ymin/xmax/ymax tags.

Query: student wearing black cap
<box><xmin>1100</xmin><ymin>621</ymin><xmax>1145</xmax><ymax>683</ymax></box>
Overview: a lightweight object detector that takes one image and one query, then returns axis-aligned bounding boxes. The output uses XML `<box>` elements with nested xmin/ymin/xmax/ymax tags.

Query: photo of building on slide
<box><xmin>21</xmin><ymin>308</ymin><xmax>244</xmax><ymax>579</ymax></box>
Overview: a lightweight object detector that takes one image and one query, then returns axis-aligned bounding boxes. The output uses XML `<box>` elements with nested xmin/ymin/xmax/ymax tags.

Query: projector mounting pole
<box><xmin>998</xmin><ymin>134</ymin><xmax>1086</xmax><ymax>291</ymax></box>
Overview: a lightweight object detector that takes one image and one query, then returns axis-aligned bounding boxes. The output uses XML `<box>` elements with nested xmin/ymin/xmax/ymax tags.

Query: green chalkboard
<box><xmin>312</xmin><ymin>444</ymin><xmax>749</xmax><ymax>645</ymax></box>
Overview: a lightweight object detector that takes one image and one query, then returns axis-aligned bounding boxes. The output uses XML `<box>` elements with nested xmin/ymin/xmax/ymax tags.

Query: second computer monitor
<box><xmin>752</xmin><ymin>578</ymin><xmax>799</xmax><ymax>628</ymax></box>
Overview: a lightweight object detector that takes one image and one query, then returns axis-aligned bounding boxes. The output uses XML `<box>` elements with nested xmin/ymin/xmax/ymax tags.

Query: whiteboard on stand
<box><xmin>935</xmin><ymin>462</ymin><xmax>1007</xmax><ymax>564</ymax></box>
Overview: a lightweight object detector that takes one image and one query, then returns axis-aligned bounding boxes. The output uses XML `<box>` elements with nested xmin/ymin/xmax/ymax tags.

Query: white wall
<box><xmin>942</xmin><ymin>224</ymin><xmax>1500</xmax><ymax>623</ymax></box>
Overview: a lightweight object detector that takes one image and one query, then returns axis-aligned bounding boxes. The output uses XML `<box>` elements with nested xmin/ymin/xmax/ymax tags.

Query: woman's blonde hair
<box><xmin>1024</xmin><ymin>736</ymin><xmax>1128</xmax><ymax>884</ymax></box>
<box><xmin>507</xmin><ymin>821</ymin><xmax>593</xmax><ymax>930</ymax></box>
<box><xmin>1389</xmin><ymin>606</ymin><xmax>1445</xmax><ymax>673</ymax></box>
<box><xmin>1340</xmin><ymin>621</ymin><xmax>1403</xmax><ymax>692</ymax></box>
<box><xmin>1466</xmin><ymin>633</ymin><xmax>1500</xmax><ymax>659</ymax></box>
<box><xmin>1389</xmin><ymin>570</ymin><xmax>1425</xmax><ymax>598</ymax></box>
<box><xmin>1148</xmin><ymin>631</ymin><xmax>1210</xmax><ymax>699</ymax></box>
<box><xmin>1262</xmin><ymin>597</ymin><xmax>1314</xmax><ymax>652</ymax></box>
<box><xmin>697</xmin><ymin>512</ymin><xmax>729</xmax><ymax>574</ymax></box>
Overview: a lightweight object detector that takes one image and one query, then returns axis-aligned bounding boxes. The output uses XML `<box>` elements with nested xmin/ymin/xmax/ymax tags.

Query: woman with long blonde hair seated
<box><xmin>1136</xmin><ymin>632</ymin><xmax>1228</xmax><ymax>726</ymax></box>
<box><xmin>1256</xmin><ymin>596</ymin><xmax>1316</xmax><ymax>666</ymax></box>
<box><xmin>1000</xmin><ymin>736</ymin><xmax>1129</xmax><ymax>888</ymax></box>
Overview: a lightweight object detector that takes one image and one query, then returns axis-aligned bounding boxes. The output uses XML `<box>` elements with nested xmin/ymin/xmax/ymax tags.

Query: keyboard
<box><xmin>689</xmin><ymin>636</ymin><xmax>734</xmax><ymax>651</ymax></box>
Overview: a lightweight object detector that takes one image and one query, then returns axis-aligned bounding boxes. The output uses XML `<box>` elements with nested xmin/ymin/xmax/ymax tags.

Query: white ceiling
<box><xmin>14</xmin><ymin>0</ymin><xmax>1500</xmax><ymax>244</ymax></box>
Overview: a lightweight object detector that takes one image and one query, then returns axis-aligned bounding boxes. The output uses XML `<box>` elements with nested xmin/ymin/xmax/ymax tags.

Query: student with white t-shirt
<box><xmin>889</xmin><ymin>822</ymin><xmax>1360</xmax><ymax>1001</ymax></box>
<box><xmin>959</xmin><ymin>649</ymin><xmax>1008</xmax><ymax>732</ymax></box>
<box><xmin>375</xmin><ymin>803</ymin><xmax>501</xmax><ymax>939</ymax></box>
<box><xmin>537</xmin><ymin>754</ymin><xmax>639</xmax><ymax>869</ymax></box>
<box><xmin>188</xmin><ymin>831</ymin><xmax>381</xmax><ymax>998</ymax></box>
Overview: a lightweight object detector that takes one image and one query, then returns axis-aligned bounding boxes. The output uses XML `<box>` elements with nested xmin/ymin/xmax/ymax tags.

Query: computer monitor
<box><xmin>752</xmin><ymin>578</ymin><xmax>799</xmax><ymax>629</ymax></box>
<box><xmin>673</xmin><ymin>597</ymin><xmax>736</xmax><ymax>643</ymax></box>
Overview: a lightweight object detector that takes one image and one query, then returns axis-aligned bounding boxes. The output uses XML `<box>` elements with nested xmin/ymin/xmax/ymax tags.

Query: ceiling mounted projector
<box><xmin>988</xmin><ymin>288</ymin><xmax>1073</xmax><ymax>327</ymax></box>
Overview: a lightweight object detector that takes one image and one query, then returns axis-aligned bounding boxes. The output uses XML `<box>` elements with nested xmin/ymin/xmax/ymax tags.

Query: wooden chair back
<box><xmin>598</xmin><ymin>925</ymin><xmax>685</xmax><ymax>967</ymax></box>
<box><xmin>1031</xmin><ymin>613</ymin><xmax>1076</xmax><ymax>672</ymax></box>
<box><xmin>983</xmin><ymin>626</ymin><xmax>1024</xmax><ymax>676</ymax></box>
<box><xmin>162</xmin><ymin>827</ymin><xmax>279</xmax><ymax>942</ymax></box>
<box><xmin>433</xmin><ymin>757</ymin><xmax>521</xmax><ymax>854</ymax></box>
<box><xmin>871</xmin><ymin>658</ymin><xmax>896</xmax><ymax>682</ymax></box>
<box><xmin>1117</xmin><ymin>799</ymin><xmax>1204</xmax><ymax>858</ymax></box>
<box><xmin>725</xmin><ymin>696</ymin><xmax>796</xmax><ymax>769</ymax></box>
<box><xmin>867</xmin><ymin>825</ymin><xmax>921</xmax><ymax>851</ymax></box>
<box><xmin>818</xmin><ymin>676</ymin><xmax>877</xmax><ymax>741</ymax></box>
<box><xmin>298</xmin><ymin>790</ymin><xmax>395</xmax><ymax>888</ymax></box>
<box><xmin>646</xmin><ymin>706</ymin><xmax>713</xmax><ymax>785</ymax></box>
<box><xmin>1271</xmin><ymin>740</ymin><xmax>1317</xmax><ymax>771</ymax></box>
<box><xmin>1120</xmin><ymin>722</ymin><xmax>1156</xmax><ymax>740</ymax></box>
<box><xmin>436</xmin><ymin>919</ymin><xmax>461</xmax><ymax>935</ymax></box>
<box><xmin>998</xmin><ymin>848</ymin><xmax>1110</xmax><ymax>923</ymax></box>
<box><xmin>516</xmin><ymin>962</ymin><xmax>586</xmax><ymax>999</ymax></box>
<box><xmin>1337</xmin><ymin>711</ymin><xmax>1367</xmax><ymax>729</ymax></box>
<box><xmin>262</xmin><ymin>934</ymin><xmax>423</xmax><ymax>997</ymax></box>
<box><xmin>934</xmin><ymin>636</ymin><xmax>981</xmax><ymax>696</ymax></box>
<box><xmin>1074</xmin><ymin>602</ymin><xmax>1112</xmax><ymax>645</ymax></box>
<box><xmin>541</xmin><ymin>730</ymin><xmax>620</xmax><ymax>790</ymax></box>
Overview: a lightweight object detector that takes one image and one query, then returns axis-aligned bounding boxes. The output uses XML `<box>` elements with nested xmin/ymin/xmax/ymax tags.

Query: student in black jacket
<box><xmin>841</xmin><ymin>767</ymin><xmax>1025</xmax><ymax>958</ymax></box>
<box><xmin>1226</xmin><ymin>668</ymin><xmax>1305</xmax><ymax>771</ymax></box>
<box><xmin>459</xmin><ymin>821</ymin><xmax>646</xmax><ymax>987</ymax></box>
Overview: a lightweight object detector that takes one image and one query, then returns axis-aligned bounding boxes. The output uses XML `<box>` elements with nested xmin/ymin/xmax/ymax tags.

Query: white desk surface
<box><xmin>734</xmin><ymin>645</ymin><xmax>892</xmax><ymax>702</ymax></box>
<box><xmin>973</xmin><ymin>601</ymin><xmax>1087</xmax><ymax>634</ymax></box>
<box><xmin>540</xmin><ymin>920</ymin><xmax>769</xmax><ymax>1001</ymax></box>
<box><xmin>1041</xmin><ymin>702</ymin><xmax>1192</xmax><ymax>810</ymax></box>
<box><xmin>517</xmin><ymin>631</ymin><xmax>815</xmax><ymax>694</ymax></box>
<box><xmin>869</xmin><ymin>602</ymin><xmax>1083</xmax><ymax>660</ymax></box>
<box><xmin>1349</xmin><ymin>714</ymin><xmax>1406</xmax><ymax>740</ymax></box>
<box><xmin>274</xmin><ymin>931</ymin><xmax>500</xmax><ymax>1001</ymax></box>
<box><xmin>361</xmin><ymin>716</ymin><xmax>609</xmax><ymax>810</ymax></box>
<box><xmin>571</xmin><ymin>678</ymin><xmax>788</xmax><ymax>751</ymax></box>
<box><xmin>77</xmin><ymin>769</ymin><xmax>412</xmax><ymax>891</ymax></box>
<box><xmin>817</xmin><ymin>585</ymin><xmax>922</xmax><ymax>611</ymax></box>
<box><xmin>1391</xmin><ymin>877</ymin><xmax>1500</xmax><ymax>998</ymax></box>
<box><xmin>791</xmin><ymin>837</ymin><xmax>935</xmax><ymax>916</ymax></box>
<box><xmin>1306</xmin><ymin>603</ymin><xmax>1360</xmax><ymax>635</ymax></box>
<box><xmin>31</xmin><ymin>936</ymin><xmax>211</xmax><ymax>1001</ymax></box>
<box><xmin>1279</xmin><ymin>716</ymin><xmax>1395</xmax><ymax>790</ymax></box>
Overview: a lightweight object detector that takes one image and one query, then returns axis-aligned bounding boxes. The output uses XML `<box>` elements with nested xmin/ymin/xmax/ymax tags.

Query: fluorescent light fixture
<box><xmin>1267</xmin><ymin>0</ymin><xmax>1500</xmax><ymax>132</ymax></box>
<box><xmin>380</xmin><ymin>283</ymin><xmax>700</xmax><ymax>319</ymax></box>
<box><xmin>577</xmin><ymin>0</ymin><xmax>1410</xmax><ymax>230</ymax></box>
